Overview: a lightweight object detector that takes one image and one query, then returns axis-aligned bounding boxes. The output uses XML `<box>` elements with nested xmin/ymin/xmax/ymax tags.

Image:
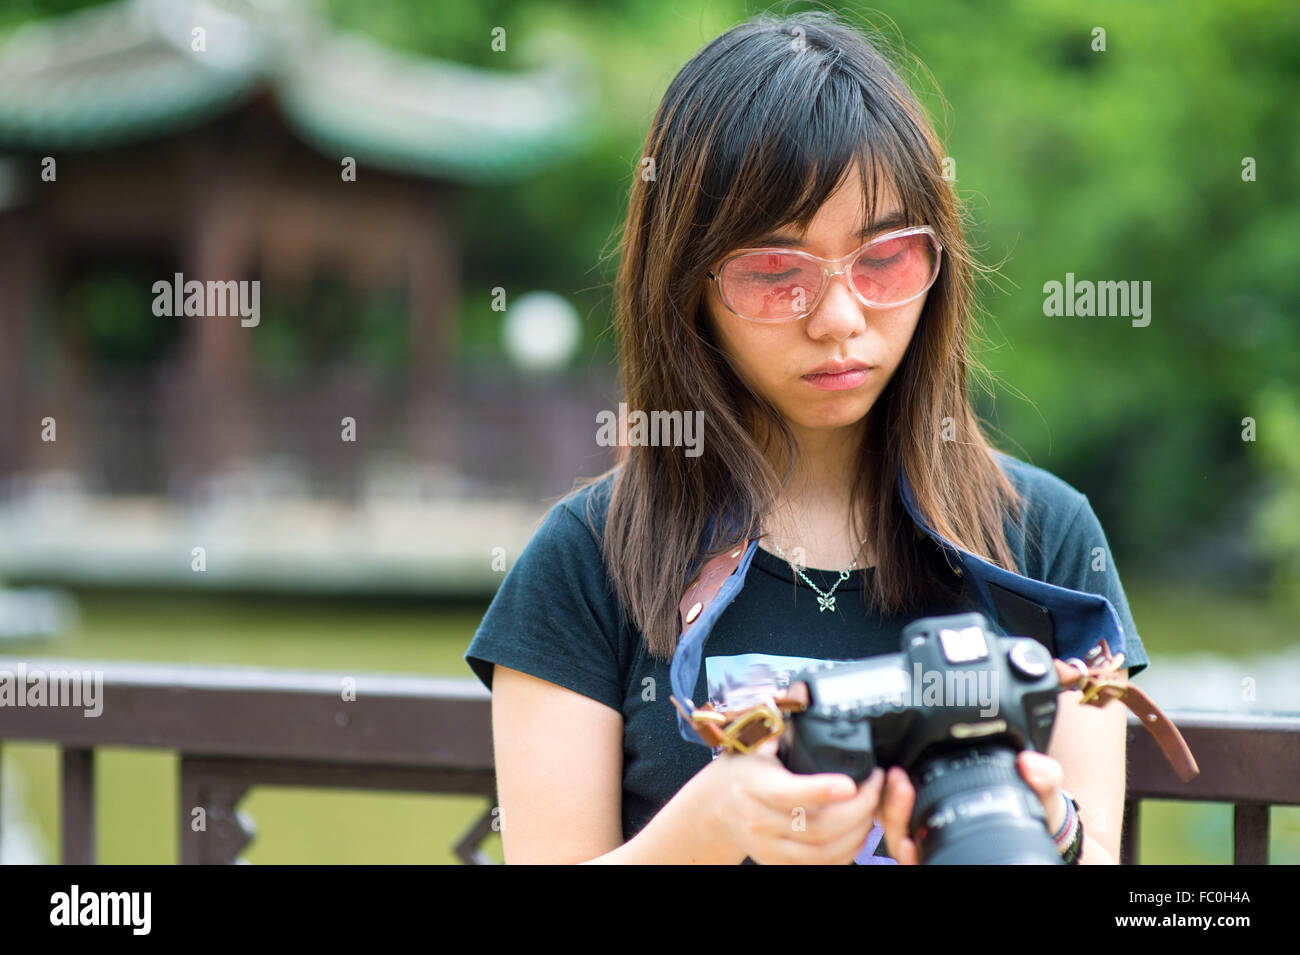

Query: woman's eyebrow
<box><xmin>755</xmin><ymin>212</ymin><xmax>910</xmax><ymax>248</ymax></box>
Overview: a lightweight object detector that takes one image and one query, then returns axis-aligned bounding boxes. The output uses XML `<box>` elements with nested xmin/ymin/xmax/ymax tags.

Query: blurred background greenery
<box><xmin>345</xmin><ymin>0</ymin><xmax>1300</xmax><ymax>601</ymax></box>
<box><xmin>0</xmin><ymin>0</ymin><xmax>1296</xmax><ymax>864</ymax></box>
<box><xmin>3</xmin><ymin>0</ymin><xmax>1296</xmax><ymax>590</ymax></box>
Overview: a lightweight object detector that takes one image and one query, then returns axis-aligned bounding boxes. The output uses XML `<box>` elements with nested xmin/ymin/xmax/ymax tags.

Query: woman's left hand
<box><xmin>877</xmin><ymin>750</ymin><xmax>1068</xmax><ymax>865</ymax></box>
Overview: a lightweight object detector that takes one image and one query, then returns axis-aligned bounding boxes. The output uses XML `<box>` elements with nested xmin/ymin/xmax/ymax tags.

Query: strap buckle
<box><xmin>672</xmin><ymin>690</ymin><xmax>805</xmax><ymax>752</ymax></box>
<box><xmin>1078</xmin><ymin>651</ymin><xmax>1127</xmax><ymax>705</ymax></box>
<box><xmin>715</xmin><ymin>700</ymin><xmax>786</xmax><ymax>754</ymax></box>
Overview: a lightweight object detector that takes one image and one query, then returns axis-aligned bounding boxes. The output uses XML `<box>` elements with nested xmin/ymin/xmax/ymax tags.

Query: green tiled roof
<box><xmin>0</xmin><ymin>0</ymin><xmax>594</xmax><ymax>183</ymax></box>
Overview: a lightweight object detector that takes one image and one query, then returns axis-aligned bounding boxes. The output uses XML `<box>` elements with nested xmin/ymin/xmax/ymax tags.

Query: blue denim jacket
<box><xmin>669</xmin><ymin>457</ymin><xmax>1134</xmax><ymax>746</ymax></box>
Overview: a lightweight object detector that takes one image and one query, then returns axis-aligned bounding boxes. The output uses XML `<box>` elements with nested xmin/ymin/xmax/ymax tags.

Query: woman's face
<box><xmin>703</xmin><ymin>172</ymin><xmax>928</xmax><ymax>442</ymax></box>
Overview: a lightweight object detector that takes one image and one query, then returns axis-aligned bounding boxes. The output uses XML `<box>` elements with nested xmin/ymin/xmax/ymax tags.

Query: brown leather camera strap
<box><xmin>672</xmin><ymin>542</ymin><xmax>1200</xmax><ymax>783</ymax></box>
<box><xmin>669</xmin><ymin>684</ymin><xmax>809</xmax><ymax>752</ymax></box>
<box><xmin>1053</xmin><ymin>639</ymin><xmax>1199</xmax><ymax>782</ymax></box>
<box><xmin>677</xmin><ymin>540</ymin><xmax>756</xmax><ymax>638</ymax></box>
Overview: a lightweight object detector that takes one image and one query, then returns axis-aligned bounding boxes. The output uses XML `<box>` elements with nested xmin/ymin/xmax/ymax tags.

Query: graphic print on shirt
<box><xmin>705</xmin><ymin>652</ymin><xmax>899</xmax><ymax>864</ymax></box>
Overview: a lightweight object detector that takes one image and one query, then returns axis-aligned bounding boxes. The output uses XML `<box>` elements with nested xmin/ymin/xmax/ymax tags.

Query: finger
<box><xmin>775</xmin><ymin>789</ymin><xmax>883</xmax><ymax>863</ymax></box>
<box><xmin>1017</xmin><ymin>751</ymin><xmax>1066</xmax><ymax>831</ymax></box>
<box><xmin>887</xmin><ymin>831</ymin><xmax>921</xmax><ymax>865</ymax></box>
<box><xmin>1017</xmin><ymin>751</ymin><xmax>1064</xmax><ymax>797</ymax></box>
<box><xmin>736</xmin><ymin>790</ymin><xmax>825</xmax><ymax>841</ymax></box>
<box><xmin>878</xmin><ymin>766</ymin><xmax>917</xmax><ymax>862</ymax></box>
<box><xmin>750</xmin><ymin>764</ymin><xmax>864</xmax><ymax>812</ymax></box>
<box><xmin>738</xmin><ymin>768</ymin><xmax>868</xmax><ymax>837</ymax></box>
<box><xmin>799</xmin><ymin>767</ymin><xmax>885</xmax><ymax>836</ymax></box>
<box><xmin>778</xmin><ymin>812</ymin><xmax>882</xmax><ymax>864</ymax></box>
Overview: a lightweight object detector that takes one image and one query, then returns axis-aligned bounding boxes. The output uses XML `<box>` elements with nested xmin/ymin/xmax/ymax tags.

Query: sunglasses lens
<box><xmin>717</xmin><ymin>232</ymin><xmax>940</xmax><ymax>321</ymax></box>
<box><xmin>851</xmin><ymin>232</ymin><xmax>938</xmax><ymax>306</ymax></box>
<box><xmin>718</xmin><ymin>252</ymin><xmax>824</xmax><ymax>322</ymax></box>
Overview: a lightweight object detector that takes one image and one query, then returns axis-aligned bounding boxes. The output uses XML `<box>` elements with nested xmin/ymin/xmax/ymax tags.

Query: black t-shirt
<box><xmin>464</xmin><ymin>454</ymin><xmax>1149</xmax><ymax>862</ymax></box>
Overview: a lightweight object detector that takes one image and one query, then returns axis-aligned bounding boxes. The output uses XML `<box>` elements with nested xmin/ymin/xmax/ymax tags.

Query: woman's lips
<box><xmin>802</xmin><ymin>368</ymin><xmax>872</xmax><ymax>391</ymax></box>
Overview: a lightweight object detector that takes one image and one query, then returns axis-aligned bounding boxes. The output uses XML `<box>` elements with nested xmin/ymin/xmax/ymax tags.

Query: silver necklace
<box><xmin>768</xmin><ymin>535</ymin><xmax>869</xmax><ymax>613</ymax></box>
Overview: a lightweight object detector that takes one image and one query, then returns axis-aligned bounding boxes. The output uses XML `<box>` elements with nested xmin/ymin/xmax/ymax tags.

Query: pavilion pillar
<box><xmin>0</xmin><ymin>213</ymin><xmax>38</xmax><ymax>477</ymax></box>
<box><xmin>407</xmin><ymin>187</ymin><xmax>460</xmax><ymax>480</ymax></box>
<box><xmin>173</xmin><ymin>180</ymin><xmax>253</xmax><ymax>496</ymax></box>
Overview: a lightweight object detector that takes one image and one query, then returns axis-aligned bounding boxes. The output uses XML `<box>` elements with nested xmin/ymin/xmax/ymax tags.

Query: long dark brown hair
<box><xmin>576</xmin><ymin>9</ymin><xmax>1023</xmax><ymax>660</ymax></box>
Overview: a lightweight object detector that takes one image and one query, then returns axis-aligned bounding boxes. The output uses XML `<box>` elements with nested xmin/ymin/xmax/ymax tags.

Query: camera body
<box><xmin>778</xmin><ymin>611</ymin><xmax>1066</xmax><ymax>864</ymax></box>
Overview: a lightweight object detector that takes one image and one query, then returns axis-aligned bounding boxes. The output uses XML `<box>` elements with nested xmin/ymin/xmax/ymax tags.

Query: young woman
<box><xmin>465</xmin><ymin>10</ymin><xmax>1149</xmax><ymax>865</ymax></box>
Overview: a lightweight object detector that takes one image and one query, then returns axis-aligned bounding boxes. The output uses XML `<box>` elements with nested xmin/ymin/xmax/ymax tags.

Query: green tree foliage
<box><xmin>8</xmin><ymin>0</ymin><xmax>1297</xmax><ymax>589</ymax></box>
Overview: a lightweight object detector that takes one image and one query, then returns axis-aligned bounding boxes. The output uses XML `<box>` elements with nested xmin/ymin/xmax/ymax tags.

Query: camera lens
<box><xmin>908</xmin><ymin>742</ymin><xmax>1062</xmax><ymax>865</ymax></box>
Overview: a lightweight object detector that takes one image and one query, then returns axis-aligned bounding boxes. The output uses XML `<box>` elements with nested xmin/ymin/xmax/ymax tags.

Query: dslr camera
<box><xmin>778</xmin><ymin>611</ymin><xmax>1065</xmax><ymax>864</ymax></box>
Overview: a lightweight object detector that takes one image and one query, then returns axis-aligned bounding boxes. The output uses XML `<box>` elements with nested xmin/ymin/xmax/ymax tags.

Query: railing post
<box><xmin>61</xmin><ymin>746</ymin><xmax>95</xmax><ymax>865</ymax></box>
<box><xmin>1233</xmin><ymin>803</ymin><xmax>1269</xmax><ymax>865</ymax></box>
<box><xmin>454</xmin><ymin>803</ymin><xmax>500</xmax><ymax>865</ymax></box>
<box><xmin>179</xmin><ymin>756</ymin><xmax>255</xmax><ymax>865</ymax></box>
<box><xmin>1120</xmin><ymin>797</ymin><xmax>1139</xmax><ymax>866</ymax></box>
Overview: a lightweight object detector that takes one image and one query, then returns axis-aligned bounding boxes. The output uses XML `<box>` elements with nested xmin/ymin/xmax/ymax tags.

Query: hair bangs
<box><xmin>703</xmin><ymin>61</ymin><xmax>933</xmax><ymax>261</ymax></box>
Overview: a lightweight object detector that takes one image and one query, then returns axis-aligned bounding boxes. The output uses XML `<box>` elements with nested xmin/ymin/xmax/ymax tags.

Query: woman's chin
<box><xmin>787</xmin><ymin>405</ymin><xmax>875</xmax><ymax>433</ymax></box>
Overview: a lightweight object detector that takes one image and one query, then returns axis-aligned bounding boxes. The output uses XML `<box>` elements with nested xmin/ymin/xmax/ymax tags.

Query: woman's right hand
<box><xmin>700</xmin><ymin>737</ymin><xmax>886</xmax><ymax>864</ymax></box>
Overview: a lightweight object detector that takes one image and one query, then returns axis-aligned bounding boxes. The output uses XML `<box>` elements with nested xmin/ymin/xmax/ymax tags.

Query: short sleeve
<box><xmin>463</xmin><ymin>497</ymin><xmax>625</xmax><ymax>711</ymax></box>
<box><xmin>1043</xmin><ymin>496</ymin><xmax>1150</xmax><ymax>679</ymax></box>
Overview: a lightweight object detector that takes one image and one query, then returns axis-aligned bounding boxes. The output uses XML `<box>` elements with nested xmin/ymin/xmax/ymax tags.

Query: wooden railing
<box><xmin>1</xmin><ymin>657</ymin><xmax>1296</xmax><ymax>864</ymax></box>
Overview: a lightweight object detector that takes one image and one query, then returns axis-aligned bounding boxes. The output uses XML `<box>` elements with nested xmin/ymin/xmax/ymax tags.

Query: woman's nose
<box><xmin>805</xmin><ymin>270</ymin><xmax>867</xmax><ymax>339</ymax></box>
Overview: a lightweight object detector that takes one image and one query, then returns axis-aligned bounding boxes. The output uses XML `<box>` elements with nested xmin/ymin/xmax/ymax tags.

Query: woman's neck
<box><xmin>756</xmin><ymin>415</ymin><xmax>876</xmax><ymax>569</ymax></box>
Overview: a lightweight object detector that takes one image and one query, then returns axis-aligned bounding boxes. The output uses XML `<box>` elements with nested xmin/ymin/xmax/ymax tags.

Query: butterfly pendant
<box><xmin>817</xmin><ymin>594</ymin><xmax>836</xmax><ymax>613</ymax></box>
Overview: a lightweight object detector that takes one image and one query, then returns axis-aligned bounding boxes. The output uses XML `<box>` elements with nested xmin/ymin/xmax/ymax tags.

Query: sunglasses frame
<box><xmin>706</xmin><ymin>224</ymin><xmax>944</xmax><ymax>323</ymax></box>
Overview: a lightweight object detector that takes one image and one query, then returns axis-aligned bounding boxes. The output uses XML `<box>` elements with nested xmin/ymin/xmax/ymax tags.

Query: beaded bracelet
<box><xmin>1052</xmin><ymin>789</ymin><xmax>1084</xmax><ymax>865</ymax></box>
